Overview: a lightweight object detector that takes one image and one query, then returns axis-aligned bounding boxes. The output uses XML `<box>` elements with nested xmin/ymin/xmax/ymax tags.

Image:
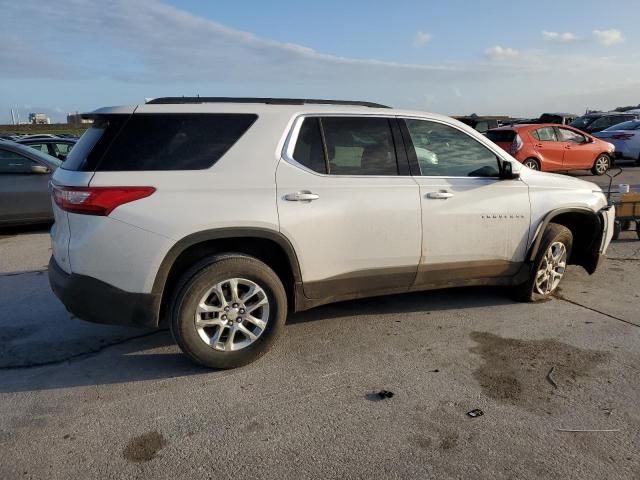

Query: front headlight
<box><xmin>607</xmin><ymin>142</ymin><xmax>615</xmax><ymax>152</ymax></box>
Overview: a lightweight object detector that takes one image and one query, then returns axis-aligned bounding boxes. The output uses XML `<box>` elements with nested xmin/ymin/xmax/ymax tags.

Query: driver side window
<box><xmin>404</xmin><ymin>119</ymin><xmax>500</xmax><ymax>177</ymax></box>
<box><xmin>0</xmin><ymin>149</ymin><xmax>37</xmax><ymax>174</ymax></box>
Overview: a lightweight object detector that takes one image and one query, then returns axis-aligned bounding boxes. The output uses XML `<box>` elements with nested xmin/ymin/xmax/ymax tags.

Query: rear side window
<box><xmin>322</xmin><ymin>117</ymin><xmax>398</xmax><ymax>176</ymax></box>
<box><xmin>292</xmin><ymin>118</ymin><xmax>327</xmax><ymax>174</ymax></box>
<box><xmin>532</xmin><ymin>127</ymin><xmax>557</xmax><ymax>141</ymax></box>
<box><xmin>64</xmin><ymin>114</ymin><xmax>256</xmax><ymax>171</ymax></box>
<box><xmin>486</xmin><ymin>130</ymin><xmax>516</xmax><ymax>143</ymax></box>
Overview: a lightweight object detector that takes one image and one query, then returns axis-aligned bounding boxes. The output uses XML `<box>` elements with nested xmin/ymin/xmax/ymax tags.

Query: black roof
<box><xmin>145</xmin><ymin>97</ymin><xmax>390</xmax><ymax>108</ymax></box>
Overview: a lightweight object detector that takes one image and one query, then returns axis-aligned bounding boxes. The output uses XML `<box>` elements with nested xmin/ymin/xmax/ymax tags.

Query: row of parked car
<box><xmin>1</xmin><ymin>105</ymin><xmax>639</xmax><ymax>227</ymax></box>
<box><xmin>458</xmin><ymin>110</ymin><xmax>640</xmax><ymax>175</ymax></box>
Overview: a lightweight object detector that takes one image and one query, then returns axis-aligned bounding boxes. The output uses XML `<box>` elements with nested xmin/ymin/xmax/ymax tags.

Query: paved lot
<box><xmin>1</xmin><ymin>169</ymin><xmax>639</xmax><ymax>480</ymax></box>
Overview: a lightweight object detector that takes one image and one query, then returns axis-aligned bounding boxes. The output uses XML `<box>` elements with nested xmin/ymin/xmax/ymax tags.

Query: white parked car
<box><xmin>593</xmin><ymin>119</ymin><xmax>640</xmax><ymax>165</ymax></box>
<box><xmin>48</xmin><ymin>97</ymin><xmax>615</xmax><ymax>369</ymax></box>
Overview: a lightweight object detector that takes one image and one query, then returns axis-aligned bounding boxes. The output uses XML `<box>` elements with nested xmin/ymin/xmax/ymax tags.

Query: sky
<box><xmin>1</xmin><ymin>0</ymin><xmax>639</xmax><ymax>123</ymax></box>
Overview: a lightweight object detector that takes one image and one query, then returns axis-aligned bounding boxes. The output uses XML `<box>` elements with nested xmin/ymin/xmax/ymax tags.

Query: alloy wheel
<box><xmin>194</xmin><ymin>278</ymin><xmax>269</xmax><ymax>351</ymax></box>
<box><xmin>534</xmin><ymin>241</ymin><xmax>567</xmax><ymax>295</ymax></box>
<box><xmin>594</xmin><ymin>155</ymin><xmax>610</xmax><ymax>175</ymax></box>
<box><xmin>524</xmin><ymin>159</ymin><xmax>539</xmax><ymax>170</ymax></box>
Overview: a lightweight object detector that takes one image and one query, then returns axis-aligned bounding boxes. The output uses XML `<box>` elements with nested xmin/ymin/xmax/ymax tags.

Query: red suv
<box><xmin>487</xmin><ymin>124</ymin><xmax>615</xmax><ymax>175</ymax></box>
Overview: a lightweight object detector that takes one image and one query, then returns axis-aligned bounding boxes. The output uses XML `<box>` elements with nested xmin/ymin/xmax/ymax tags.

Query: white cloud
<box><xmin>542</xmin><ymin>31</ymin><xmax>577</xmax><ymax>43</ymax></box>
<box><xmin>0</xmin><ymin>1</ymin><xmax>639</xmax><ymax>119</ymax></box>
<box><xmin>593</xmin><ymin>29</ymin><xmax>624</xmax><ymax>47</ymax></box>
<box><xmin>413</xmin><ymin>31</ymin><xmax>432</xmax><ymax>47</ymax></box>
<box><xmin>484</xmin><ymin>45</ymin><xmax>519</xmax><ymax>60</ymax></box>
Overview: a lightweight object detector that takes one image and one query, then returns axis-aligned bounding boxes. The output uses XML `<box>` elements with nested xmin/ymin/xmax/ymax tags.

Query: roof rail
<box><xmin>145</xmin><ymin>97</ymin><xmax>390</xmax><ymax>108</ymax></box>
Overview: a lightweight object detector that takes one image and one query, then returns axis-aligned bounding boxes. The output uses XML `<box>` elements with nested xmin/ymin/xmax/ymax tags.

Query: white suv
<box><xmin>48</xmin><ymin>97</ymin><xmax>615</xmax><ymax>368</ymax></box>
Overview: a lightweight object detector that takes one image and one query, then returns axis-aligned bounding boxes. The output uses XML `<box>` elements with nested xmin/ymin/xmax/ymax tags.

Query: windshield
<box><xmin>569</xmin><ymin>116</ymin><xmax>597</xmax><ymax>129</ymax></box>
<box><xmin>603</xmin><ymin>120</ymin><xmax>640</xmax><ymax>131</ymax></box>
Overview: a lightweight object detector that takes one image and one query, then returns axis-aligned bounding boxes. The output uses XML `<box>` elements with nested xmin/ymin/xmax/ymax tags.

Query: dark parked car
<box><xmin>16</xmin><ymin>136</ymin><xmax>77</xmax><ymax>161</ymax></box>
<box><xmin>570</xmin><ymin>112</ymin><xmax>639</xmax><ymax>134</ymax></box>
<box><xmin>538</xmin><ymin>113</ymin><xmax>577</xmax><ymax>125</ymax></box>
<box><xmin>454</xmin><ymin>116</ymin><xmax>505</xmax><ymax>134</ymax></box>
<box><xmin>0</xmin><ymin>140</ymin><xmax>61</xmax><ymax>226</ymax></box>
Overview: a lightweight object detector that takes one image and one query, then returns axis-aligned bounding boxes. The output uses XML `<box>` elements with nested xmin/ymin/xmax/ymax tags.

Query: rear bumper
<box><xmin>48</xmin><ymin>256</ymin><xmax>160</xmax><ymax>328</ymax></box>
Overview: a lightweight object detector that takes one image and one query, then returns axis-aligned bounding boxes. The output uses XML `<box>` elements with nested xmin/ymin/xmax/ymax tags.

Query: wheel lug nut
<box><xmin>224</xmin><ymin>306</ymin><xmax>229</xmax><ymax>312</ymax></box>
<box><xmin>233</xmin><ymin>303</ymin><xmax>239</xmax><ymax>308</ymax></box>
<box><xmin>239</xmin><ymin>308</ymin><xmax>245</xmax><ymax>314</ymax></box>
<box><xmin>221</xmin><ymin>315</ymin><xmax>227</xmax><ymax>320</ymax></box>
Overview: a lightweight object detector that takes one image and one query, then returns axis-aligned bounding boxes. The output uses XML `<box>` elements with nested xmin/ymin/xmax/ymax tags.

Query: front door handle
<box><xmin>426</xmin><ymin>191</ymin><xmax>454</xmax><ymax>200</ymax></box>
<box><xmin>284</xmin><ymin>191</ymin><xmax>319</xmax><ymax>202</ymax></box>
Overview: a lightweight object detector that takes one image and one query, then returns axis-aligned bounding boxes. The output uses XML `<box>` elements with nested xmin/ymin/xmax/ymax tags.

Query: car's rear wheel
<box><xmin>512</xmin><ymin>223</ymin><xmax>573</xmax><ymax>302</ymax></box>
<box><xmin>523</xmin><ymin>158</ymin><xmax>540</xmax><ymax>170</ymax></box>
<box><xmin>591</xmin><ymin>154</ymin><xmax>610</xmax><ymax>175</ymax></box>
<box><xmin>170</xmin><ymin>254</ymin><xmax>287</xmax><ymax>369</ymax></box>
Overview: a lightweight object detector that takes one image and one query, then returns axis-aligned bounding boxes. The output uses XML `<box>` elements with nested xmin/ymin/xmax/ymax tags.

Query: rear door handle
<box><xmin>426</xmin><ymin>191</ymin><xmax>454</xmax><ymax>200</ymax></box>
<box><xmin>284</xmin><ymin>191</ymin><xmax>319</xmax><ymax>202</ymax></box>
<box><xmin>535</xmin><ymin>143</ymin><xmax>543</xmax><ymax>148</ymax></box>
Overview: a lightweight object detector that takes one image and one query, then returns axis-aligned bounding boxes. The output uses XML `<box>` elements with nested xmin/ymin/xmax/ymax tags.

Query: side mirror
<box><xmin>30</xmin><ymin>165</ymin><xmax>50</xmax><ymax>174</ymax></box>
<box><xmin>501</xmin><ymin>161</ymin><xmax>520</xmax><ymax>180</ymax></box>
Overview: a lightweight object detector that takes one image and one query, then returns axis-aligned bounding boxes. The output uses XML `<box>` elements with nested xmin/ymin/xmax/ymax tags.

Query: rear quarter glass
<box><xmin>62</xmin><ymin>113</ymin><xmax>257</xmax><ymax>171</ymax></box>
<box><xmin>62</xmin><ymin>115</ymin><xmax>128</xmax><ymax>171</ymax></box>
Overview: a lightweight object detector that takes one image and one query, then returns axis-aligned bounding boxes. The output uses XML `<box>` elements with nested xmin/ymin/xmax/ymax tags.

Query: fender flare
<box><xmin>150</xmin><ymin>227</ymin><xmax>303</xmax><ymax>298</ymax></box>
<box><xmin>527</xmin><ymin>207</ymin><xmax>601</xmax><ymax>262</ymax></box>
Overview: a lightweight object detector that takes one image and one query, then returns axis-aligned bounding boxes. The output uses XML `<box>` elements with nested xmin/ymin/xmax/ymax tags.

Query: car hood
<box><xmin>520</xmin><ymin>167</ymin><xmax>601</xmax><ymax>192</ymax></box>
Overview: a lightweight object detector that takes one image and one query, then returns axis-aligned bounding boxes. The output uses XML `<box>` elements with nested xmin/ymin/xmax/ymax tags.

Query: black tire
<box><xmin>591</xmin><ymin>154</ymin><xmax>611</xmax><ymax>176</ymax></box>
<box><xmin>170</xmin><ymin>254</ymin><xmax>287</xmax><ymax>369</ymax></box>
<box><xmin>511</xmin><ymin>223</ymin><xmax>573</xmax><ymax>302</ymax></box>
<box><xmin>523</xmin><ymin>158</ymin><xmax>540</xmax><ymax>170</ymax></box>
<box><xmin>612</xmin><ymin>221</ymin><xmax>621</xmax><ymax>241</ymax></box>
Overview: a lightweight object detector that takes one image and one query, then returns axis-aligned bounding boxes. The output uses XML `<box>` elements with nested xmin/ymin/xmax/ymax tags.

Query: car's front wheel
<box><xmin>512</xmin><ymin>223</ymin><xmax>573</xmax><ymax>302</ymax></box>
<box><xmin>170</xmin><ymin>254</ymin><xmax>287</xmax><ymax>369</ymax></box>
<box><xmin>591</xmin><ymin>154</ymin><xmax>611</xmax><ymax>175</ymax></box>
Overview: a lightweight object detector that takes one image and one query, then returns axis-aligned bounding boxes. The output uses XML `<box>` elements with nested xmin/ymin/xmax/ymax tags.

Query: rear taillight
<box><xmin>510</xmin><ymin>134</ymin><xmax>523</xmax><ymax>155</ymax></box>
<box><xmin>612</xmin><ymin>133</ymin><xmax>634</xmax><ymax>140</ymax></box>
<box><xmin>52</xmin><ymin>185</ymin><xmax>155</xmax><ymax>216</ymax></box>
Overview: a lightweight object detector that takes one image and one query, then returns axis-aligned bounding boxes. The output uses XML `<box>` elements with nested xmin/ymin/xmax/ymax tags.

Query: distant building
<box><xmin>29</xmin><ymin>113</ymin><xmax>50</xmax><ymax>124</ymax></box>
<box><xmin>67</xmin><ymin>113</ymin><xmax>93</xmax><ymax>125</ymax></box>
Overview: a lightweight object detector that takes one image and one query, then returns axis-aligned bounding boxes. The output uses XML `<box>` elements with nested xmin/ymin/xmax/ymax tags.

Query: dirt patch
<box><xmin>439</xmin><ymin>433</ymin><xmax>458</xmax><ymax>450</ymax></box>
<box><xmin>470</xmin><ymin>331</ymin><xmax>609</xmax><ymax>412</ymax></box>
<box><xmin>122</xmin><ymin>431</ymin><xmax>167</xmax><ymax>462</ymax></box>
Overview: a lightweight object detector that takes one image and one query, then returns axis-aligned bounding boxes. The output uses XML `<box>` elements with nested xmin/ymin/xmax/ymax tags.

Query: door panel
<box><xmin>276</xmin><ymin>160</ymin><xmax>422</xmax><ymax>299</ymax></box>
<box><xmin>531</xmin><ymin>127</ymin><xmax>563</xmax><ymax>171</ymax></box>
<box><xmin>556</xmin><ymin>127</ymin><xmax>595</xmax><ymax>169</ymax></box>
<box><xmin>401</xmin><ymin>118</ymin><xmax>531</xmax><ymax>287</ymax></box>
<box><xmin>413</xmin><ymin>177</ymin><xmax>531</xmax><ymax>286</ymax></box>
<box><xmin>0</xmin><ymin>173</ymin><xmax>52</xmax><ymax>222</ymax></box>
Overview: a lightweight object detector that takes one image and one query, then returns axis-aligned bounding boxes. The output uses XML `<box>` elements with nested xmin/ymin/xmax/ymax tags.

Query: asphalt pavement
<box><xmin>0</xmin><ymin>169</ymin><xmax>639</xmax><ymax>480</ymax></box>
